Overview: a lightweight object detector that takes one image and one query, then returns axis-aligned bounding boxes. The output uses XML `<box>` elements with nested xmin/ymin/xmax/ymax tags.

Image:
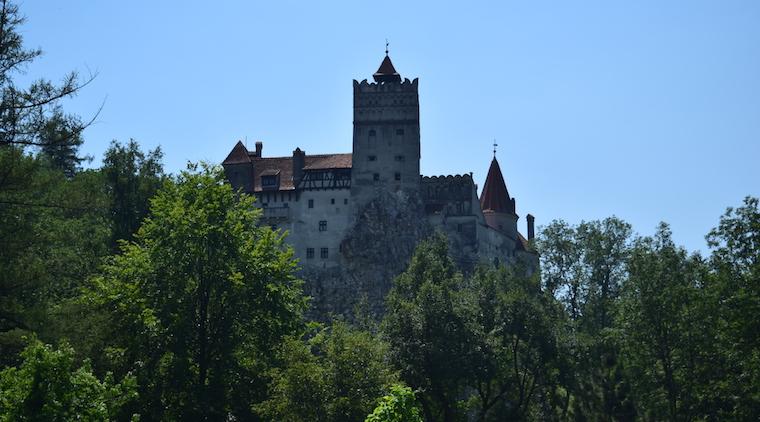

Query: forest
<box><xmin>1</xmin><ymin>1</ymin><xmax>758</xmax><ymax>420</ymax></box>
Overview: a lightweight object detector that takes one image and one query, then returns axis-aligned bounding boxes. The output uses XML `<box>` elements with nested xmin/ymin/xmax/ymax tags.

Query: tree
<box><xmin>536</xmin><ymin>217</ymin><xmax>635</xmax><ymax>421</ymax></box>
<box><xmin>616</xmin><ymin>224</ymin><xmax>704</xmax><ymax>421</ymax></box>
<box><xmin>0</xmin><ymin>150</ymin><xmax>109</xmax><ymax>366</ymax></box>
<box><xmin>383</xmin><ymin>234</ymin><xmax>475</xmax><ymax>422</ymax></box>
<box><xmin>83</xmin><ymin>163</ymin><xmax>306</xmax><ymax>420</ymax></box>
<box><xmin>704</xmin><ymin>196</ymin><xmax>760</xmax><ymax>419</ymax></box>
<box><xmin>0</xmin><ymin>340</ymin><xmax>136</xmax><ymax>421</ymax></box>
<box><xmin>365</xmin><ymin>384</ymin><xmax>423</xmax><ymax>422</ymax></box>
<box><xmin>0</xmin><ymin>0</ymin><xmax>93</xmax><ymax>152</ymax></box>
<box><xmin>101</xmin><ymin>139</ymin><xmax>165</xmax><ymax>248</ymax></box>
<box><xmin>466</xmin><ymin>265</ymin><xmax>567</xmax><ymax>421</ymax></box>
<box><xmin>37</xmin><ymin>107</ymin><xmax>86</xmax><ymax>177</ymax></box>
<box><xmin>258</xmin><ymin>320</ymin><xmax>398</xmax><ymax>422</ymax></box>
<box><xmin>0</xmin><ymin>0</ymin><xmax>108</xmax><ymax>364</ymax></box>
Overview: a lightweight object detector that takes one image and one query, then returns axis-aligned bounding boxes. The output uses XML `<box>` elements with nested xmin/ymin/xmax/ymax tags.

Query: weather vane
<box><xmin>493</xmin><ymin>139</ymin><xmax>498</xmax><ymax>157</ymax></box>
<box><xmin>385</xmin><ymin>39</ymin><xmax>389</xmax><ymax>56</ymax></box>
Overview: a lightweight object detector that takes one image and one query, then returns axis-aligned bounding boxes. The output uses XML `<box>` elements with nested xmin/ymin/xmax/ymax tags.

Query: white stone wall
<box><xmin>255</xmin><ymin>188</ymin><xmax>352</xmax><ymax>270</ymax></box>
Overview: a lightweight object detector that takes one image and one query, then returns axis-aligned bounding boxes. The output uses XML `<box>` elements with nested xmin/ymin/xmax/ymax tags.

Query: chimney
<box><xmin>254</xmin><ymin>141</ymin><xmax>263</xmax><ymax>157</ymax></box>
<box><xmin>292</xmin><ymin>147</ymin><xmax>305</xmax><ymax>186</ymax></box>
<box><xmin>527</xmin><ymin>214</ymin><xmax>535</xmax><ymax>240</ymax></box>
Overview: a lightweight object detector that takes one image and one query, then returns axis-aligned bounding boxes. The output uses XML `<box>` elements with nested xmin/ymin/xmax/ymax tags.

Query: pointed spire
<box><xmin>373</xmin><ymin>44</ymin><xmax>401</xmax><ymax>83</ymax></box>
<box><xmin>480</xmin><ymin>157</ymin><xmax>516</xmax><ymax>214</ymax></box>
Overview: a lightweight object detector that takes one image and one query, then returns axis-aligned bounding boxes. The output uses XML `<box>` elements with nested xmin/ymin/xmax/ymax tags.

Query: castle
<box><xmin>223</xmin><ymin>53</ymin><xmax>537</xmax><ymax>316</ymax></box>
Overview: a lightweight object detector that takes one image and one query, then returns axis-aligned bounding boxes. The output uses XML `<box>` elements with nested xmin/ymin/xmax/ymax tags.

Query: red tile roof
<box><xmin>480</xmin><ymin>157</ymin><xmax>515</xmax><ymax>214</ymax></box>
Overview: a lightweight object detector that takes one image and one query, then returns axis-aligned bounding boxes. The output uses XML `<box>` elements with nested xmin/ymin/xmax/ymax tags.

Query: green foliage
<box><xmin>0</xmin><ymin>340</ymin><xmax>136</xmax><ymax>421</ymax></box>
<box><xmin>0</xmin><ymin>148</ymin><xmax>110</xmax><ymax>364</ymax></box>
<box><xmin>0</xmin><ymin>0</ymin><xmax>89</xmax><ymax>152</ymax></box>
<box><xmin>258</xmin><ymin>320</ymin><xmax>398</xmax><ymax>422</ymax></box>
<box><xmin>83</xmin><ymin>163</ymin><xmax>306</xmax><ymax>420</ymax></box>
<box><xmin>383</xmin><ymin>233</ymin><xmax>473</xmax><ymax>421</ymax></box>
<box><xmin>536</xmin><ymin>217</ymin><xmax>635</xmax><ymax>420</ymax></box>
<box><xmin>37</xmin><ymin>108</ymin><xmax>87</xmax><ymax>177</ymax></box>
<box><xmin>102</xmin><ymin>139</ymin><xmax>165</xmax><ymax>248</ymax></box>
<box><xmin>616</xmin><ymin>223</ymin><xmax>705</xmax><ymax>420</ymax></box>
<box><xmin>365</xmin><ymin>384</ymin><xmax>423</xmax><ymax>422</ymax></box>
<box><xmin>704</xmin><ymin>196</ymin><xmax>760</xmax><ymax>419</ymax></box>
<box><xmin>383</xmin><ymin>234</ymin><xmax>567</xmax><ymax>421</ymax></box>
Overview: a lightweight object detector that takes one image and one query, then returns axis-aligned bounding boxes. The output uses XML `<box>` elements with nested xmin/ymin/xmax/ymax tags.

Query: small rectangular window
<box><xmin>319</xmin><ymin>220</ymin><xmax>327</xmax><ymax>231</ymax></box>
<box><xmin>283</xmin><ymin>202</ymin><xmax>289</xmax><ymax>208</ymax></box>
<box><xmin>368</xmin><ymin>155</ymin><xmax>377</xmax><ymax>162</ymax></box>
<box><xmin>306</xmin><ymin>248</ymin><xmax>314</xmax><ymax>259</ymax></box>
<box><xmin>320</xmin><ymin>247</ymin><xmax>329</xmax><ymax>259</ymax></box>
<box><xmin>373</xmin><ymin>173</ymin><xmax>380</xmax><ymax>181</ymax></box>
<box><xmin>394</xmin><ymin>155</ymin><xmax>405</xmax><ymax>162</ymax></box>
<box><xmin>344</xmin><ymin>198</ymin><xmax>348</xmax><ymax>205</ymax></box>
<box><xmin>308</xmin><ymin>199</ymin><xmax>314</xmax><ymax>208</ymax></box>
<box><xmin>394</xmin><ymin>172</ymin><xmax>401</xmax><ymax>181</ymax></box>
<box><xmin>331</xmin><ymin>198</ymin><xmax>335</xmax><ymax>204</ymax></box>
<box><xmin>396</xmin><ymin>128</ymin><xmax>404</xmax><ymax>136</ymax></box>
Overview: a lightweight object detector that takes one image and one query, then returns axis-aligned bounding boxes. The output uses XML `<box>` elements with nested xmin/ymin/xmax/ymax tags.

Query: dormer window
<box><xmin>260</xmin><ymin>169</ymin><xmax>280</xmax><ymax>190</ymax></box>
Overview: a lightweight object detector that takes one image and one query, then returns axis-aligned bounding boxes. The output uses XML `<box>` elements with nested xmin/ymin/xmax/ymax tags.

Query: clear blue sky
<box><xmin>19</xmin><ymin>1</ymin><xmax>760</xmax><ymax>253</ymax></box>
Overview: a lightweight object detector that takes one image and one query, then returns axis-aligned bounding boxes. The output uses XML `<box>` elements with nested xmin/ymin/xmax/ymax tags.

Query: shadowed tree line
<box><xmin>1</xmin><ymin>1</ymin><xmax>759</xmax><ymax>420</ymax></box>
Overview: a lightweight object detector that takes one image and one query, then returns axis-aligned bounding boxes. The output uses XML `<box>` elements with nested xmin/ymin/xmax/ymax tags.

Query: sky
<box><xmin>18</xmin><ymin>0</ymin><xmax>760</xmax><ymax>253</ymax></box>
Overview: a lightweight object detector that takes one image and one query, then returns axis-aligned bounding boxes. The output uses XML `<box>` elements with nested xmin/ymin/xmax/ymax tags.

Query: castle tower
<box><xmin>350</xmin><ymin>53</ymin><xmax>421</xmax><ymax>205</ymax></box>
<box><xmin>480</xmin><ymin>157</ymin><xmax>519</xmax><ymax>240</ymax></box>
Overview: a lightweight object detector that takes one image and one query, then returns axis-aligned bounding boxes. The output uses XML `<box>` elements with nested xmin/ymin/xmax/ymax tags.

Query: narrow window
<box><xmin>319</xmin><ymin>220</ymin><xmax>327</xmax><ymax>232</ymax></box>
<box><xmin>373</xmin><ymin>173</ymin><xmax>380</xmax><ymax>182</ymax></box>
<box><xmin>308</xmin><ymin>199</ymin><xmax>314</xmax><ymax>208</ymax></box>
<box><xmin>344</xmin><ymin>198</ymin><xmax>348</xmax><ymax>205</ymax></box>
<box><xmin>306</xmin><ymin>248</ymin><xmax>314</xmax><ymax>259</ymax></box>
<box><xmin>331</xmin><ymin>198</ymin><xmax>335</xmax><ymax>204</ymax></box>
<box><xmin>394</xmin><ymin>172</ymin><xmax>401</xmax><ymax>181</ymax></box>
<box><xmin>320</xmin><ymin>247</ymin><xmax>329</xmax><ymax>259</ymax></box>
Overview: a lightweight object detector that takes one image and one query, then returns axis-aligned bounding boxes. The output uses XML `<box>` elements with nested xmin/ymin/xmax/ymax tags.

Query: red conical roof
<box><xmin>480</xmin><ymin>157</ymin><xmax>515</xmax><ymax>214</ymax></box>
<box><xmin>373</xmin><ymin>55</ymin><xmax>401</xmax><ymax>83</ymax></box>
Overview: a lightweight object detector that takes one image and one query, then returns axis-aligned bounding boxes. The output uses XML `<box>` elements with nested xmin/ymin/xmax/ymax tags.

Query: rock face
<box><xmin>305</xmin><ymin>190</ymin><xmax>432</xmax><ymax>318</ymax></box>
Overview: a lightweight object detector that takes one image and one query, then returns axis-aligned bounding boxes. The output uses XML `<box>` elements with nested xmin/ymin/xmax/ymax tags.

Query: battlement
<box><xmin>422</xmin><ymin>174</ymin><xmax>475</xmax><ymax>200</ymax></box>
<box><xmin>353</xmin><ymin>78</ymin><xmax>418</xmax><ymax>94</ymax></box>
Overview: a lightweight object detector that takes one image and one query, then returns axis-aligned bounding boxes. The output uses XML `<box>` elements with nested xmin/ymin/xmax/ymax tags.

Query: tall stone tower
<box><xmin>350</xmin><ymin>53</ymin><xmax>421</xmax><ymax>206</ymax></box>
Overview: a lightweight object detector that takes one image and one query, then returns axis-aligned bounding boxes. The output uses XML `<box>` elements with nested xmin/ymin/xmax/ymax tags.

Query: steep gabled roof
<box><xmin>480</xmin><ymin>157</ymin><xmax>515</xmax><ymax>214</ymax></box>
<box><xmin>223</xmin><ymin>141</ymin><xmax>251</xmax><ymax>165</ymax></box>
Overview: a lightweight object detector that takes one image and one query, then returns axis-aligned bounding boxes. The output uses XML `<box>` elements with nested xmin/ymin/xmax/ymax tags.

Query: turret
<box><xmin>480</xmin><ymin>157</ymin><xmax>519</xmax><ymax>240</ymax></box>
